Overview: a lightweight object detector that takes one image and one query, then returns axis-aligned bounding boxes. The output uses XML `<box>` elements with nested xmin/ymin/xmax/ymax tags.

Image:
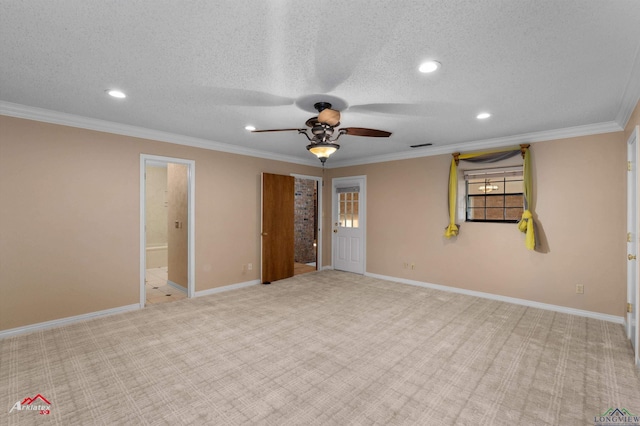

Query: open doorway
<box><xmin>293</xmin><ymin>175</ymin><xmax>322</xmax><ymax>276</ymax></box>
<box><xmin>140</xmin><ymin>155</ymin><xmax>195</xmax><ymax>306</ymax></box>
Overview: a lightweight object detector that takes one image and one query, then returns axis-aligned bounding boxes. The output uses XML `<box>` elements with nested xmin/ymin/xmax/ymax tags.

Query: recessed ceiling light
<box><xmin>244</xmin><ymin>125</ymin><xmax>256</xmax><ymax>131</ymax></box>
<box><xmin>106</xmin><ymin>89</ymin><xmax>126</xmax><ymax>99</ymax></box>
<box><xmin>476</xmin><ymin>112</ymin><xmax>491</xmax><ymax>120</ymax></box>
<box><xmin>419</xmin><ymin>60</ymin><xmax>441</xmax><ymax>73</ymax></box>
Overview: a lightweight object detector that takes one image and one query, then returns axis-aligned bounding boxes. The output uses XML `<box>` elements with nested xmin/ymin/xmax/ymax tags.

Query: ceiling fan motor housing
<box><xmin>314</xmin><ymin>102</ymin><xmax>333</xmax><ymax>112</ymax></box>
<box><xmin>312</xmin><ymin>124</ymin><xmax>334</xmax><ymax>136</ymax></box>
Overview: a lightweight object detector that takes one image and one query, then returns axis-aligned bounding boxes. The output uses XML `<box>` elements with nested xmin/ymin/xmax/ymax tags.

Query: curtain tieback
<box><xmin>518</xmin><ymin>210</ymin><xmax>532</xmax><ymax>232</ymax></box>
<box><xmin>444</xmin><ymin>223</ymin><xmax>459</xmax><ymax>238</ymax></box>
<box><xmin>518</xmin><ymin>210</ymin><xmax>535</xmax><ymax>250</ymax></box>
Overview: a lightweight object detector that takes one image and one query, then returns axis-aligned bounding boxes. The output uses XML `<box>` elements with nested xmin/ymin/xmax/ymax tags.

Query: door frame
<box><xmin>291</xmin><ymin>174</ymin><xmax>323</xmax><ymax>271</ymax></box>
<box><xmin>627</xmin><ymin>125</ymin><xmax>639</xmax><ymax>367</ymax></box>
<box><xmin>140</xmin><ymin>154</ymin><xmax>196</xmax><ymax>306</ymax></box>
<box><xmin>332</xmin><ymin>175</ymin><xmax>366</xmax><ymax>273</ymax></box>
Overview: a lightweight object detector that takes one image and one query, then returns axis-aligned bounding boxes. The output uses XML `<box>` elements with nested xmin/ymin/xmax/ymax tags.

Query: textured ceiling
<box><xmin>1</xmin><ymin>1</ymin><xmax>640</xmax><ymax>167</ymax></box>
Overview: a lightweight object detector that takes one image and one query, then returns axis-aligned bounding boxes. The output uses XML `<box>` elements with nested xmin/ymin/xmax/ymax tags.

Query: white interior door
<box><xmin>627</xmin><ymin>125</ymin><xmax>639</xmax><ymax>365</ymax></box>
<box><xmin>332</xmin><ymin>177</ymin><xmax>365</xmax><ymax>274</ymax></box>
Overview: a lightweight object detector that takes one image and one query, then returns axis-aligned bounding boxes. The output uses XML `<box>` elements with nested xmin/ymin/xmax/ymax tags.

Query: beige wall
<box><xmin>324</xmin><ymin>131</ymin><xmax>628</xmax><ymax>317</ymax></box>
<box><xmin>145</xmin><ymin>165</ymin><xmax>168</xmax><ymax>248</ymax></box>
<box><xmin>0</xmin><ymin>116</ymin><xmax>320</xmax><ymax>330</ymax></box>
<box><xmin>145</xmin><ymin>165</ymin><xmax>168</xmax><ymax>268</ymax></box>
<box><xmin>167</xmin><ymin>163</ymin><xmax>188</xmax><ymax>288</ymax></box>
<box><xmin>1</xmin><ymin>99</ymin><xmax>637</xmax><ymax>330</ymax></box>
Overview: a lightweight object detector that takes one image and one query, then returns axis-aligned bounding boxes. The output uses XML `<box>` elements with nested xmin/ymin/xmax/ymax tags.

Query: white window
<box><xmin>463</xmin><ymin>167</ymin><xmax>524</xmax><ymax>223</ymax></box>
<box><xmin>337</xmin><ymin>186</ymin><xmax>359</xmax><ymax>228</ymax></box>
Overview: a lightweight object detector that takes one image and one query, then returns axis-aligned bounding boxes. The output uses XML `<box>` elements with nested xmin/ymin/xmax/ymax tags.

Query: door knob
<box><xmin>629</xmin><ymin>254</ymin><xmax>637</xmax><ymax>260</ymax></box>
<box><xmin>333</xmin><ymin>229</ymin><xmax>338</xmax><ymax>233</ymax></box>
<box><xmin>261</xmin><ymin>232</ymin><xmax>268</xmax><ymax>236</ymax></box>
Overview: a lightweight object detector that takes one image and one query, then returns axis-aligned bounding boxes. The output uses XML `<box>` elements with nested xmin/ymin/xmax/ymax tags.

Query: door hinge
<box><xmin>629</xmin><ymin>232</ymin><xmax>633</xmax><ymax>242</ymax></box>
<box><xmin>629</xmin><ymin>161</ymin><xmax>633</xmax><ymax>171</ymax></box>
<box><xmin>628</xmin><ymin>303</ymin><xmax>633</xmax><ymax>313</ymax></box>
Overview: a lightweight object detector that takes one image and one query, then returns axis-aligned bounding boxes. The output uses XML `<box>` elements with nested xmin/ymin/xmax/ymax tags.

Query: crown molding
<box><xmin>615</xmin><ymin>41</ymin><xmax>640</xmax><ymax>129</ymax></box>
<box><xmin>327</xmin><ymin>120</ymin><xmax>623</xmax><ymax>168</ymax></box>
<box><xmin>0</xmin><ymin>101</ymin><xmax>319</xmax><ymax>167</ymax></box>
<box><xmin>1</xmin><ymin>101</ymin><xmax>624</xmax><ymax>170</ymax></box>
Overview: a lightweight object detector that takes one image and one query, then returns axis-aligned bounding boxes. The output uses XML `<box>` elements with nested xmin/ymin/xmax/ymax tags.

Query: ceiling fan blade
<box><xmin>308</xmin><ymin>8</ymin><xmax>393</xmax><ymax>93</ymax></box>
<box><xmin>202</xmin><ymin>87</ymin><xmax>294</xmax><ymax>107</ymax></box>
<box><xmin>317</xmin><ymin>108</ymin><xmax>341</xmax><ymax>126</ymax></box>
<box><xmin>341</xmin><ymin>127</ymin><xmax>392</xmax><ymax>138</ymax></box>
<box><xmin>251</xmin><ymin>128</ymin><xmax>305</xmax><ymax>133</ymax></box>
<box><xmin>348</xmin><ymin>102</ymin><xmax>457</xmax><ymax>117</ymax></box>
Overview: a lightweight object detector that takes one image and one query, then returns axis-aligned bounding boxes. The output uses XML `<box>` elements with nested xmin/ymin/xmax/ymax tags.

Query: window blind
<box><xmin>336</xmin><ymin>186</ymin><xmax>360</xmax><ymax>193</ymax></box>
<box><xmin>463</xmin><ymin>166</ymin><xmax>523</xmax><ymax>180</ymax></box>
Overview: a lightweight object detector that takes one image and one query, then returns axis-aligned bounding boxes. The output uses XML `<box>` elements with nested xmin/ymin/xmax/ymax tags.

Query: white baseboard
<box><xmin>0</xmin><ymin>304</ymin><xmax>140</xmax><ymax>339</ymax></box>
<box><xmin>365</xmin><ymin>272</ymin><xmax>625</xmax><ymax>325</ymax></box>
<box><xmin>167</xmin><ymin>280</ymin><xmax>187</xmax><ymax>293</ymax></box>
<box><xmin>1</xmin><ymin>279</ymin><xmax>259</xmax><ymax>338</ymax></box>
<box><xmin>194</xmin><ymin>279</ymin><xmax>260</xmax><ymax>297</ymax></box>
<box><xmin>2</xmin><ymin>273</ymin><xmax>624</xmax><ymax>339</ymax></box>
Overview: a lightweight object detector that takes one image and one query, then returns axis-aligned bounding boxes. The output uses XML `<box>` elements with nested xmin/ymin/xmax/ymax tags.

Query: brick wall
<box><xmin>294</xmin><ymin>179</ymin><xmax>317</xmax><ymax>263</ymax></box>
<box><xmin>468</xmin><ymin>194</ymin><xmax>523</xmax><ymax>221</ymax></box>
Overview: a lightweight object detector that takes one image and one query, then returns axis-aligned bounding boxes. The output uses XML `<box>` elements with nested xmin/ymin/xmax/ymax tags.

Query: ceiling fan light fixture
<box><xmin>478</xmin><ymin>183</ymin><xmax>499</xmax><ymax>193</ymax></box>
<box><xmin>419</xmin><ymin>60</ymin><xmax>441</xmax><ymax>73</ymax></box>
<box><xmin>476</xmin><ymin>112</ymin><xmax>491</xmax><ymax>119</ymax></box>
<box><xmin>307</xmin><ymin>142</ymin><xmax>339</xmax><ymax>164</ymax></box>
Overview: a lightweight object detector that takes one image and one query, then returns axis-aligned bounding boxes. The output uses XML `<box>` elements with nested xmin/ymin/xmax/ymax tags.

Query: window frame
<box><xmin>338</xmin><ymin>190</ymin><xmax>360</xmax><ymax>228</ymax></box>
<box><xmin>460</xmin><ymin>166</ymin><xmax>524</xmax><ymax>224</ymax></box>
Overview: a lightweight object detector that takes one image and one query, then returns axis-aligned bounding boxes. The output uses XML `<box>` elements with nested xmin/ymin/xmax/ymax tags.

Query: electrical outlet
<box><xmin>403</xmin><ymin>262</ymin><xmax>409</xmax><ymax>269</ymax></box>
<box><xmin>247</xmin><ymin>263</ymin><xmax>252</xmax><ymax>271</ymax></box>
<box><xmin>411</xmin><ymin>263</ymin><xmax>415</xmax><ymax>270</ymax></box>
<box><xmin>576</xmin><ymin>284</ymin><xmax>584</xmax><ymax>294</ymax></box>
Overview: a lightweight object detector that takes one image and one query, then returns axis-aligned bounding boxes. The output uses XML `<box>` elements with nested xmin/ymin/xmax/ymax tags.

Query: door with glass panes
<box><xmin>332</xmin><ymin>177</ymin><xmax>365</xmax><ymax>274</ymax></box>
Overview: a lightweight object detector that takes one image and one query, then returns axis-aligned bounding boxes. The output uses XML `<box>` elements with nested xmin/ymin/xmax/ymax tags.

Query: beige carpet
<box><xmin>1</xmin><ymin>270</ymin><xmax>639</xmax><ymax>425</ymax></box>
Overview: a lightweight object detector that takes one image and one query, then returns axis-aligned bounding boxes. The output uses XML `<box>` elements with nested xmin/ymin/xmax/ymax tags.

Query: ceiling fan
<box><xmin>251</xmin><ymin>102</ymin><xmax>392</xmax><ymax>164</ymax></box>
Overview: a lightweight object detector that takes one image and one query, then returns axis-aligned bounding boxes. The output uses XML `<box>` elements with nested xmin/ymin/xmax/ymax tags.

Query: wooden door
<box><xmin>261</xmin><ymin>173</ymin><xmax>294</xmax><ymax>284</ymax></box>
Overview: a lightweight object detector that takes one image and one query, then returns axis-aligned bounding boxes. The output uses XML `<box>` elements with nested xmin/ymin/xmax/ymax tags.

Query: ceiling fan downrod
<box><xmin>314</xmin><ymin>102</ymin><xmax>333</xmax><ymax>113</ymax></box>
